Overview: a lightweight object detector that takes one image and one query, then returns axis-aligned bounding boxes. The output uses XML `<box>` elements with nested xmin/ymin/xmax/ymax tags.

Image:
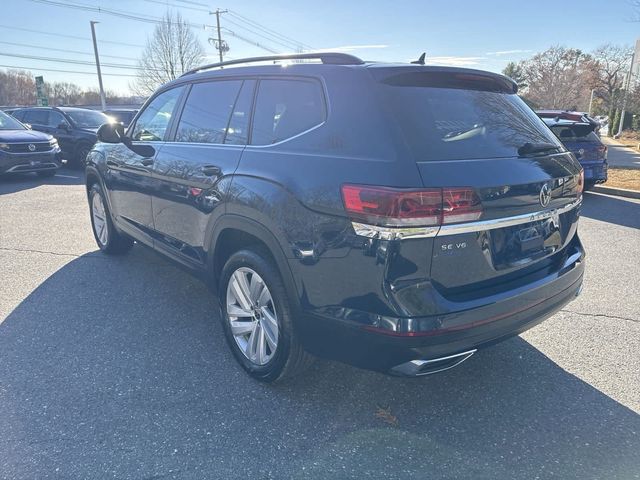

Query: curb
<box><xmin>591</xmin><ymin>185</ymin><xmax>640</xmax><ymax>199</ymax></box>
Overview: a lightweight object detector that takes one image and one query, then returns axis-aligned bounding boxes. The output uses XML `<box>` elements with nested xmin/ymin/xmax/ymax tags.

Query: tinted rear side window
<box><xmin>379</xmin><ymin>79</ymin><xmax>560</xmax><ymax>161</ymax></box>
<box><xmin>251</xmin><ymin>79</ymin><xmax>325</xmax><ymax>145</ymax></box>
<box><xmin>175</xmin><ymin>80</ymin><xmax>242</xmax><ymax>144</ymax></box>
<box><xmin>22</xmin><ymin>110</ymin><xmax>49</xmax><ymax>126</ymax></box>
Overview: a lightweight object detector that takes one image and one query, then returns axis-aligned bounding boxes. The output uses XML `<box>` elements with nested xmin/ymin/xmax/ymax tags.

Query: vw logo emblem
<box><xmin>28</xmin><ymin>143</ymin><xmax>36</xmax><ymax>152</ymax></box>
<box><xmin>539</xmin><ymin>183</ymin><xmax>551</xmax><ymax>207</ymax></box>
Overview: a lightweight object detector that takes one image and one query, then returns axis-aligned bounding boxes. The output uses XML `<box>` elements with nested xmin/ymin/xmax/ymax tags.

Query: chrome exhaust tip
<box><xmin>390</xmin><ymin>349</ymin><xmax>477</xmax><ymax>377</ymax></box>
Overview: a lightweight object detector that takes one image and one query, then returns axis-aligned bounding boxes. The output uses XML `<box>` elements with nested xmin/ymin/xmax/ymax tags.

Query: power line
<box><xmin>0</xmin><ymin>64</ymin><xmax>136</xmax><ymax>78</ymax></box>
<box><xmin>26</xmin><ymin>0</ymin><xmax>214</xmax><ymax>30</ymax></box>
<box><xmin>143</xmin><ymin>0</ymin><xmax>208</xmax><ymax>13</ymax></box>
<box><xmin>227</xmin><ymin>10</ymin><xmax>313</xmax><ymax>50</ymax></box>
<box><xmin>221</xmin><ymin>29</ymin><xmax>280</xmax><ymax>55</ymax></box>
<box><xmin>0</xmin><ymin>40</ymin><xmax>139</xmax><ymax>62</ymax></box>
<box><xmin>172</xmin><ymin>0</ymin><xmax>208</xmax><ymax>7</ymax></box>
<box><xmin>221</xmin><ymin>15</ymin><xmax>305</xmax><ymax>52</ymax></box>
<box><xmin>0</xmin><ymin>24</ymin><xmax>144</xmax><ymax>47</ymax></box>
<box><xmin>0</xmin><ymin>51</ymin><xmax>163</xmax><ymax>72</ymax></box>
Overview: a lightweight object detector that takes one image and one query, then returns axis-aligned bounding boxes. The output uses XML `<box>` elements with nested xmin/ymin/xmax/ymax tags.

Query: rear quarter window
<box><xmin>379</xmin><ymin>77</ymin><xmax>560</xmax><ymax>161</ymax></box>
<box><xmin>250</xmin><ymin>78</ymin><xmax>325</xmax><ymax>145</ymax></box>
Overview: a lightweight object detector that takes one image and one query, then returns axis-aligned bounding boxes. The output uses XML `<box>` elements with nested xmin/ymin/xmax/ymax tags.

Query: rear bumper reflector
<box><xmin>352</xmin><ymin>197</ymin><xmax>581</xmax><ymax>240</ymax></box>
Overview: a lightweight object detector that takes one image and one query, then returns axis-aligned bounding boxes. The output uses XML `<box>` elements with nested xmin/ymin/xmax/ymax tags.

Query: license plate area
<box><xmin>490</xmin><ymin>218</ymin><xmax>561</xmax><ymax>269</ymax></box>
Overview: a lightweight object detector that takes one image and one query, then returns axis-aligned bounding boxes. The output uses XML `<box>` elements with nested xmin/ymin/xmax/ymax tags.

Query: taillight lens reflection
<box><xmin>342</xmin><ymin>185</ymin><xmax>442</xmax><ymax>226</ymax></box>
<box><xmin>442</xmin><ymin>188</ymin><xmax>482</xmax><ymax>224</ymax></box>
<box><xmin>342</xmin><ymin>185</ymin><xmax>482</xmax><ymax>227</ymax></box>
<box><xmin>577</xmin><ymin>170</ymin><xmax>584</xmax><ymax>194</ymax></box>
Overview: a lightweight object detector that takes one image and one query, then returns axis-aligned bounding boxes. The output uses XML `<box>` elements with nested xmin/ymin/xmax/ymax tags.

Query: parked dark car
<box><xmin>86</xmin><ymin>53</ymin><xmax>585</xmax><ymax>382</ymax></box>
<box><xmin>104</xmin><ymin>109</ymin><xmax>138</xmax><ymax>127</ymax></box>
<box><xmin>0</xmin><ymin>109</ymin><xmax>61</xmax><ymax>177</ymax></box>
<box><xmin>10</xmin><ymin>107</ymin><xmax>110</xmax><ymax>166</ymax></box>
<box><xmin>542</xmin><ymin>117</ymin><xmax>607</xmax><ymax>188</ymax></box>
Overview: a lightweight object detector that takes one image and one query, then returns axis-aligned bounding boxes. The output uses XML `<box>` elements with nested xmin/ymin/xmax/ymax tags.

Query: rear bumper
<box><xmin>297</xmin><ymin>239</ymin><xmax>584</xmax><ymax>375</ymax></box>
<box><xmin>582</xmin><ymin>161</ymin><xmax>608</xmax><ymax>182</ymax></box>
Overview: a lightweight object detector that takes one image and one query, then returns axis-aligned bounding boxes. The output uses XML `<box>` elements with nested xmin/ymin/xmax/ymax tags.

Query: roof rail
<box><xmin>181</xmin><ymin>52</ymin><xmax>365</xmax><ymax>77</ymax></box>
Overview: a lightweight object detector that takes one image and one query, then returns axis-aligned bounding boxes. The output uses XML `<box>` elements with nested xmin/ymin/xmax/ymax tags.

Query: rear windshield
<box><xmin>550</xmin><ymin>124</ymin><xmax>599</xmax><ymax>143</ymax></box>
<box><xmin>379</xmin><ymin>82</ymin><xmax>561</xmax><ymax>161</ymax></box>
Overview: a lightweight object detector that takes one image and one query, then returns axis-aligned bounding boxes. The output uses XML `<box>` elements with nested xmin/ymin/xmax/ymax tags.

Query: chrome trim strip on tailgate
<box><xmin>352</xmin><ymin>197</ymin><xmax>582</xmax><ymax>240</ymax></box>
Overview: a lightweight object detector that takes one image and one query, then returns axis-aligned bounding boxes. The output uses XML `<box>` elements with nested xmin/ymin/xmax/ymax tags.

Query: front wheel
<box><xmin>89</xmin><ymin>183</ymin><xmax>133</xmax><ymax>254</ymax></box>
<box><xmin>219</xmin><ymin>248</ymin><xmax>313</xmax><ymax>382</ymax></box>
<box><xmin>74</xmin><ymin>144</ymin><xmax>92</xmax><ymax>168</ymax></box>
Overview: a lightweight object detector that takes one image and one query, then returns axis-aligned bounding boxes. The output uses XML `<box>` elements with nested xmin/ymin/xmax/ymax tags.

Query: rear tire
<box><xmin>219</xmin><ymin>248</ymin><xmax>313</xmax><ymax>383</ymax></box>
<box><xmin>89</xmin><ymin>183</ymin><xmax>133</xmax><ymax>254</ymax></box>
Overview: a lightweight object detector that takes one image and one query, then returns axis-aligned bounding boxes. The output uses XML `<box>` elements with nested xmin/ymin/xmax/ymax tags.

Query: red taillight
<box><xmin>441</xmin><ymin>187</ymin><xmax>482</xmax><ymax>224</ymax></box>
<box><xmin>342</xmin><ymin>185</ymin><xmax>482</xmax><ymax>227</ymax></box>
<box><xmin>577</xmin><ymin>170</ymin><xmax>584</xmax><ymax>194</ymax></box>
<box><xmin>342</xmin><ymin>185</ymin><xmax>441</xmax><ymax>226</ymax></box>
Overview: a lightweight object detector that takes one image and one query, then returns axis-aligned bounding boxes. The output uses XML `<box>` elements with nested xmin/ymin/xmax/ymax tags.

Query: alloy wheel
<box><xmin>226</xmin><ymin>267</ymin><xmax>279</xmax><ymax>365</ymax></box>
<box><xmin>92</xmin><ymin>193</ymin><xmax>109</xmax><ymax>246</ymax></box>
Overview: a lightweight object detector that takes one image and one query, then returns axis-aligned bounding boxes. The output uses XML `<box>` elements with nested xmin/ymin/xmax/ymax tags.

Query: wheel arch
<box><xmin>207</xmin><ymin>215</ymin><xmax>300</xmax><ymax>309</ymax></box>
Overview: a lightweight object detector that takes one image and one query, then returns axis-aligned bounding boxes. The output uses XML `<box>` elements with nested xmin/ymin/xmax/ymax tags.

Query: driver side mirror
<box><xmin>96</xmin><ymin>122</ymin><xmax>155</xmax><ymax>158</ymax></box>
<box><xmin>57</xmin><ymin>122</ymin><xmax>70</xmax><ymax>131</ymax></box>
<box><xmin>97</xmin><ymin>122</ymin><xmax>124</xmax><ymax>143</ymax></box>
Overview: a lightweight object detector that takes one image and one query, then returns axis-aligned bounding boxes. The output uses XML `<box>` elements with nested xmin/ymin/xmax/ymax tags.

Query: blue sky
<box><xmin>1</xmin><ymin>0</ymin><xmax>639</xmax><ymax>94</ymax></box>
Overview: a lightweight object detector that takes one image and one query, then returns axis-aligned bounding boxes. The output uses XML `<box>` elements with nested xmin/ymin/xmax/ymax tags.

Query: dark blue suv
<box><xmin>86</xmin><ymin>53</ymin><xmax>585</xmax><ymax>382</ymax></box>
<box><xmin>11</xmin><ymin>107</ymin><xmax>110</xmax><ymax>167</ymax></box>
<box><xmin>542</xmin><ymin>117</ymin><xmax>608</xmax><ymax>188</ymax></box>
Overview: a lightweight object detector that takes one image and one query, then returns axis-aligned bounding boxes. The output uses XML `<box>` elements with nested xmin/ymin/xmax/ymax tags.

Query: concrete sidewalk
<box><xmin>602</xmin><ymin>136</ymin><xmax>640</xmax><ymax>169</ymax></box>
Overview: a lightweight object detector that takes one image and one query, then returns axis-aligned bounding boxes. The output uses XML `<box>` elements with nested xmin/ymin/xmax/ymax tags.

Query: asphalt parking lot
<box><xmin>0</xmin><ymin>169</ymin><xmax>639</xmax><ymax>479</ymax></box>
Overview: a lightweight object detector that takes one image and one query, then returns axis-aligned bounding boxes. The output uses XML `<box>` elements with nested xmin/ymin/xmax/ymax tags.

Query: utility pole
<box><xmin>617</xmin><ymin>51</ymin><xmax>636</xmax><ymax>137</ymax></box>
<box><xmin>90</xmin><ymin>21</ymin><xmax>106</xmax><ymax>111</ymax></box>
<box><xmin>588</xmin><ymin>89</ymin><xmax>596</xmax><ymax>116</ymax></box>
<box><xmin>213</xmin><ymin>8</ymin><xmax>228</xmax><ymax>62</ymax></box>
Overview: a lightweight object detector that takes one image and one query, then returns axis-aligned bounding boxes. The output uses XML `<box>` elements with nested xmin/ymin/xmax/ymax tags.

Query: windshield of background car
<box><xmin>64</xmin><ymin>110</ymin><xmax>110</xmax><ymax>128</ymax></box>
<box><xmin>0</xmin><ymin>111</ymin><xmax>26</xmax><ymax>130</ymax></box>
<box><xmin>550</xmin><ymin>124</ymin><xmax>600</xmax><ymax>143</ymax></box>
<box><xmin>378</xmin><ymin>73</ymin><xmax>561</xmax><ymax>161</ymax></box>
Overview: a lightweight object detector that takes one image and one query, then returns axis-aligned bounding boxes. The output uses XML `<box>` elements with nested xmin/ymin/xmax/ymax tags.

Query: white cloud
<box><xmin>423</xmin><ymin>56</ymin><xmax>487</xmax><ymax>67</ymax></box>
<box><xmin>485</xmin><ymin>49</ymin><xmax>532</xmax><ymax>56</ymax></box>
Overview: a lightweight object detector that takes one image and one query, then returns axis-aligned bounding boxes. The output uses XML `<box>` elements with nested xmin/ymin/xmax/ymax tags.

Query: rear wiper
<box><xmin>517</xmin><ymin>142</ymin><xmax>561</xmax><ymax>157</ymax></box>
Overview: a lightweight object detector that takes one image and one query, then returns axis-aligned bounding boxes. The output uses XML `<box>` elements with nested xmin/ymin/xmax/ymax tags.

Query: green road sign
<box><xmin>35</xmin><ymin>75</ymin><xmax>48</xmax><ymax>106</ymax></box>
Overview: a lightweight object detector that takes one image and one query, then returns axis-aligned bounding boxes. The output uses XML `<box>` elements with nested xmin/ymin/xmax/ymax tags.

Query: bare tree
<box><xmin>590</xmin><ymin>44</ymin><xmax>633</xmax><ymax>111</ymax></box>
<box><xmin>0</xmin><ymin>70</ymin><xmax>36</xmax><ymax>106</ymax></box>
<box><xmin>47</xmin><ymin>81</ymin><xmax>82</xmax><ymax>105</ymax></box>
<box><xmin>520</xmin><ymin>46</ymin><xmax>594</xmax><ymax>110</ymax></box>
<box><xmin>132</xmin><ymin>11</ymin><xmax>204</xmax><ymax>96</ymax></box>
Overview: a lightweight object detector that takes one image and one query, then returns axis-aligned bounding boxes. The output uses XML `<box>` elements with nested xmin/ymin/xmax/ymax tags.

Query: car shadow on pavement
<box><xmin>582</xmin><ymin>191</ymin><xmax>640</xmax><ymax>229</ymax></box>
<box><xmin>0</xmin><ymin>167</ymin><xmax>84</xmax><ymax>196</ymax></box>
<box><xmin>1</xmin><ymin>246</ymin><xmax>638</xmax><ymax>479</ymax></box>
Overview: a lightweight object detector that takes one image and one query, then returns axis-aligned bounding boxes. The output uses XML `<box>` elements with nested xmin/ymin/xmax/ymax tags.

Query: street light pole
<box><xmin>617</xmin><ymin>51</ymin><xmax>636</xmax><ymax>137</ymax></box>
<box><xmin>90</xmin><ymin>21</ymin><xmax>106</xmax><ymax>111</ymax></box>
